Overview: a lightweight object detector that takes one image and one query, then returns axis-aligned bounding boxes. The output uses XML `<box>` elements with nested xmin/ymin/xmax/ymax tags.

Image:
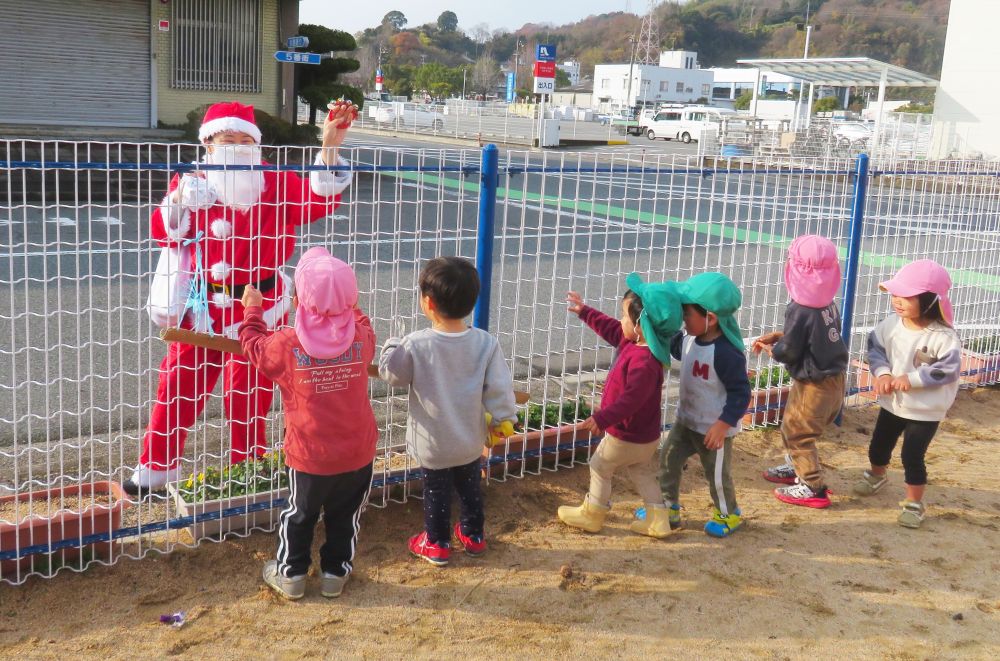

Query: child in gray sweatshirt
<box><xmin>379</xmin><ymin>257</ymin><xmax>517</xmax><ymax>567</ymax></box>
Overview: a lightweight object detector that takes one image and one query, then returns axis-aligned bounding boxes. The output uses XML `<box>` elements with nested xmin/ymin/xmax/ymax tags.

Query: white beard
<box><xmin>204</xmin><ymin>145</ymin><xmax>265</xmax><ymax>211</ymax></box>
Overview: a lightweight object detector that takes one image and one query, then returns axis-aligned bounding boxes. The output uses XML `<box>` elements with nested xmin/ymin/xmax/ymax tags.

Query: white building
<box><xmin>593</xmin><ymin>51</ymin><xmax>713</xmax><ymax>112</ymax></box>
<box><xmin>930</xmin><ymin>0</ymin><xmax>1000</xmax><ymax>159</ymax></box>
<box><xmin>557</xmin><ymin>61</ymin><xmax>581</xmax><ymax>86</ymax></box>
<box><xmin>707</xmin><ymin>67</ymin><xmax>799</xmax><ymax>107</ymax></box>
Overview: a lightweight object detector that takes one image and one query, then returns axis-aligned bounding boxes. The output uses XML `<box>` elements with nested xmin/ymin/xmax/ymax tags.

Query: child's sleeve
<box><xmin>578</xmin><ymin>305</ymin><xmax>625</xmax><ymax>347</ymax></box>
<box><xmin>237</xmin><ymin>306</ymin><xmax>286</xmax><ymax>381</ymax></box>
<box><xmin>591</xmin><ymin>355</ymin><xmax>663</xmax><ymax>430</ymax></box>
<box><xmin>713</xmin><ymin>343</ymin><xmax>752</xmax><ymax>427</ymax></box>
<box><xmin>867</xmin><ymin>319</ymin><xmax>893</xmax><ymax>378</ymax></box>
<box><xmin>669</xmin><ymin>331</ymin><xmax>685</xmax><ymax>361</ymax></box>
<box><xmin>906</xmin><ymin>331</ymin><xmax>962</xmax><ymax>389</ymax></box>
<box><xmin>483</xmin><ymin>341</ymin><xmax>518</xmax><ymax>423</ymax></box>
<box><xmin>354</xmin><ymin>308</ymin><xmax>376</xmax><ymax>364</ymax></box>
<box><xmin>770</xmin><ymin>305</ymin><xmax>807</xmax><ymax>366</ymax></box>
<box><xmin>378</xmin><ymin>335</ymin><xmax>414</xmax><ymax>387</ymax></box>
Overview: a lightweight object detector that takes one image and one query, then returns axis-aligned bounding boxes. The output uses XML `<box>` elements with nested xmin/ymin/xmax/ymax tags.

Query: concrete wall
<box><xmin>153</xmin><ymin>0</ymin><xmax>291</xmax><ymax>125</ymax></box>
<box><xmin>931</xmin><ymin>0</ymin><xmax>1000</xmax><ymax>159</ymax></box>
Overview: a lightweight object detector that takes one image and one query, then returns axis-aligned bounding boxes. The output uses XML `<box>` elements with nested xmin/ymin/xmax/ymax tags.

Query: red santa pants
<box><xmin>139</xmin><ymin>340</ymin><xmax>274</xmax><ymax>469</ymax></box>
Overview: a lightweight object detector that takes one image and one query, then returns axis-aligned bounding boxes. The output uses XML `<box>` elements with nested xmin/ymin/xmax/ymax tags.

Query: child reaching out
<box><xmin>753</xmin><ymin>235</ymin><xmax>849</xmax><ymax>509</ymax></box>
<box><xmin>852</xmin><ymin>260</ymin><xmax>961</xmax><ymax>529</ymax></box>
<box><xmin>557</xmin><ymin>274</ymin><xmax>682</xmax><ymax>538</ymax></box>
<box><xmin>658</xmin><ymin>272</ymin><xmax>752</xmax><ymax>538</ymax></box>
<box><xmin>379</xmin><ymin>257</ymin><xmax>518</xmax><ymax>566</ymax></box>
<box><xmin>239</xmin><ymin>248</ymin><xmax>377</xmax><ymax>600</ymax></box>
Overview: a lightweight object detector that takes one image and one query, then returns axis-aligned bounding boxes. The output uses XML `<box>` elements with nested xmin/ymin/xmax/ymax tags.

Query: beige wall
<box><xmin>153</xmin><ymin>0</ymin><xmax>291</xmax><ymax>125</ymax></box>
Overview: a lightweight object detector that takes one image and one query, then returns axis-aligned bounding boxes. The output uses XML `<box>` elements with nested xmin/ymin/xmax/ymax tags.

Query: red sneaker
<box><xmin>408</xmin><ymin>531</ymin><xmax>450</xmax><ymax>566</ymax></box>
<box><xmin>453</xmin><ymin>522</ymin><xmax>487</xmax><ymax>556</ymax></box>
<box><xmin>773</xmin><ymin>481</ymin><xmax>831</xmax><ymax>509</ymax></box>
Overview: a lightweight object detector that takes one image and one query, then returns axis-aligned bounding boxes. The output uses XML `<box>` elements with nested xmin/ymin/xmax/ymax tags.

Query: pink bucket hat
<box><xmin>879</xmin><ymin>259</ymin><xmax>954</xmax><ymax>325</ymax></box>
<box><xmin>784</xmin><ymin>235</ymin><xmax>842</xmax><ymax>308</ymax></box>
<box><xmin>293</xmin><ymin>247</ymin><xmax>359</xmax><ymax>359</ymax></box>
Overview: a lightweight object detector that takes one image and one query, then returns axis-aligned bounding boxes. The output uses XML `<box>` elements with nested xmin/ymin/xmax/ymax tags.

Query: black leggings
<box><xmin>869</xmin><ymin>408</ymin><xmax>939</xmax><ymax>486</ymax></box>
<box><xmin>421</xmin><ymin>458</ymin><xmax>484</xmax><ymax>546</ymax></box>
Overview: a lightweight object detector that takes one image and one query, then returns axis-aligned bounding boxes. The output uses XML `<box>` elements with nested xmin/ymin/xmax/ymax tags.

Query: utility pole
<box><xmin>514</xmin><ymin>38</ymin><xmax>524</xmax><ymax>93</ymax></box>
<box><xmin>625</xmin><ymin>34</ymin><xmax>637</xmax><ymax>116</ymax></box>
<box><xmin>794</xmin><ymin>1</ymin><xmax>813</xmax><ymax>130</ymax></box>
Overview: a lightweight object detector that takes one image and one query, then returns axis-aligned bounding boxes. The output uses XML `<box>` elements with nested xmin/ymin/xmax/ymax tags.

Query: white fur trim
<box><xmin>129</xmin><ymin>463</ymin><xmax>181</xmax><ymax>487</ymax></box>
<box><xmin>211</xmin><ymin>291</ymin><xmax>235</xmax><ymax>308</ymax></box>
<box><xmin>160</xmin><ymin>194</ymin><xmax>192</xmax><ymax>241</ymax></box>
<box><xmin>309</xmin><ymin>153</ymin><xmax>352</xmax><ymax>197</ymax></box>
<box><xmin>210</xmin><ymin>219</ymin><xmax>233</xmax><ymax>239</ymax></box>
<box><xmin>199</xmin><ymin>116</ymin><xmax>262</xmax><ymax>143</ymax></box>
<box><xmin>210</xmin><ymin>261</ymin><xmax>232</xmax><ymax>280</ymax></box>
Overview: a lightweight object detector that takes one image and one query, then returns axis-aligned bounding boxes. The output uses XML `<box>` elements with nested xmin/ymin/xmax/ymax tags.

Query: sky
<box><xmin>298</xmin><ymin>1</ymin><xmax>640</xmax><ymax>35</ymax></box>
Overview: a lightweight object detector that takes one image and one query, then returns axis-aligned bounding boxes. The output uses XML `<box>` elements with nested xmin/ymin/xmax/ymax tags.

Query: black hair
<box><xmin>623</xmin><ymin>290</ymin><xmax>644</xmax><ymax>325</ymax></box>
<box><xmin>917</xmin><ymin>291</ymin><xmax>947</xmax><ymax>325</ymax></box>
<box><xmin>419</xmin><ymin>256</ymin><xmax>480</xmax><ymax>320</ymax></box>
<box><xmin>683</xmin><ymin>302</ymin><xmax>708</xmax><ymax>316</ymax></box>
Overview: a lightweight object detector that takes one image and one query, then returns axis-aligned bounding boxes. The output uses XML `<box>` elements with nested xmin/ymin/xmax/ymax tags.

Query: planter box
<box><xmin>960</xmin><ymin>350</ymin><xmax>1000</xmax><ymax>385</ymax></box>
<box><xmin>0</xmin><ymin>481</ymin><xmax>129</xmax><ymax>579</ymax></box>
<box><xmin>483</xmin><ymin>422</ymin><xmax>598</xmax><ymax>476</ymax></box>
<box><xmin>743</xmin><ymin>386</ymin><xmax>791</xmax><ymax>427</ymax></box>
<box><xmin>167</xmin><ymin>484</ymin><xmax>289</xmax><ymax>540</ymax></box>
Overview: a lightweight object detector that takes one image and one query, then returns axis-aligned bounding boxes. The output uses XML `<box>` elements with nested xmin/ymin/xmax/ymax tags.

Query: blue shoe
<box><xmin>704</xmin><ymin>508</ymin><xmax>743</xmax><ymax>538</ymax></box>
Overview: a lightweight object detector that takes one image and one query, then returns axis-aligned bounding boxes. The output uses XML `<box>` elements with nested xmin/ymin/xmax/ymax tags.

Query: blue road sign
<box><xmin>286</xmin><ymin>35</ymin><xmax>309</xmax><ymax>49</ymax></box>
<box><xmin>505</xmin><ymin>72</ymin><xmax>516</xmax><ymax>102</ymax></box>
<box><xmin>536</xmin><ymin>44</ymin><xmax>556</xmax><ymax>62</ymax></box>
<box><xmin>274</xmin><ymin>50</ymin><xmax>322</xmax><ymax>65</ymax></box>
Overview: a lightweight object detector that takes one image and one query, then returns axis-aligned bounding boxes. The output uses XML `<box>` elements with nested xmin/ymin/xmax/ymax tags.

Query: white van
<box><xmin>642</xmin><ymin>106</ymin><xmax>735</xmax><ymax>143</ymax></box>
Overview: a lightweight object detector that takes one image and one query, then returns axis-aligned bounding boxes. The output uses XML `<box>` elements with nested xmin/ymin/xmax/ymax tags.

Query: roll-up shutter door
<box><xmin>0</xmin><ymin>0</ymin><xmax>150</xmax><ymax>127</ymax></box>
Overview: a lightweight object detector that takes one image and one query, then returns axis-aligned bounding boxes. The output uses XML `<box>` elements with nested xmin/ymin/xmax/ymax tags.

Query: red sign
<box><xmin>375</xmin><ymin>75</ymin><xmax>383</xmax><ymax>84</ymax></box>
<box><xmin>534</xmin><ymin>61</ymin><xmax>556</xmax><ymax>78</ymax></box>
<box><xmin>158</xmin><ymin>20</ymin><xmax>170</xmax><ymax>32</ymax></box>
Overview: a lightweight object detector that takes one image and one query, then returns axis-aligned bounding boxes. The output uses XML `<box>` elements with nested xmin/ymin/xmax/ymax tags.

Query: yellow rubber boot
<box><xmin>557</xmin><ymin>495</ymin><xmax>610</xmax><ymax>533</ymax></box>
<box><xmin>630</xmin><ymin>506</ymin><xmax>674</xmax><ymax>539</ymax></box>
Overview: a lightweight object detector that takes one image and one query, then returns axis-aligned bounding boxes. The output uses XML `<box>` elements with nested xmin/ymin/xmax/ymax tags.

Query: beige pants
<box><xmin>588</xmin><ymin>433</ymin><xmax>663</xmax><ymax>507</ymax></box>
<box><xmin>781</xmin><ymin>374</ymin><xmax>845</xmax><ymax>489</ymax></box>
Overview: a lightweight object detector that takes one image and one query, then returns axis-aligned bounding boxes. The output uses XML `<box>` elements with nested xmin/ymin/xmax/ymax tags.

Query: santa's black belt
<box><xmin>208</xmin><ymin>274</ymin><xmax>277</xmax><ymax>300</ymax></box>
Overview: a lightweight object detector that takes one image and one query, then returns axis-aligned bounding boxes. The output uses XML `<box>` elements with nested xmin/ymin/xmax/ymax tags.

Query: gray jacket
<box><xmin>771</xmin><ymin>301</ymin><xmax>849</xmax><ymax>381</ymax></box>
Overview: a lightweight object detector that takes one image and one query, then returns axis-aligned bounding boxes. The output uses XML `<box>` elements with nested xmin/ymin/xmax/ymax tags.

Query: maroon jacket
<box><xmin>579</xmin><ymin>306</ymin><xmax>665</xmax><ymax>443</ymax></box>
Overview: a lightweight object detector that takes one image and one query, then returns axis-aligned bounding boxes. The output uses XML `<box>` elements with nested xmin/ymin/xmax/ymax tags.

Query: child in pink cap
<box><xmin>852</xmin><ymin>259</ymin><xmax>961</xmax><ymax>529</ymax></box>
<box><xmin>238</xmin><ymin>247</ymin><xmax>377</xmax><ymax>600</ymax></box>
<box><xmin>752</xmin><ymin>235</ymin><xmax>848</xmax><ymax>509</ymax></box>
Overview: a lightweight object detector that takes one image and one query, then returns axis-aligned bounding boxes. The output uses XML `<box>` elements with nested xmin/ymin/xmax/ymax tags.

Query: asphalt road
<box><xmin>3</xmin><ymin>133</ymin><xmax>999</xmax><ymax>488</ymax></box>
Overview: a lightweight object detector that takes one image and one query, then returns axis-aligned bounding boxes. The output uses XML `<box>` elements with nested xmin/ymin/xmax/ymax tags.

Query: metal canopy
<box><xmin>736</xmin><ymin>57</ymin><xmax>938</xmax><ymax>87</ymax></box>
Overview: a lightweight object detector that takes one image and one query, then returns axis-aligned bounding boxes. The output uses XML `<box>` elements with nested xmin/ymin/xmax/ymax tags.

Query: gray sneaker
<box><xmin>897</xmin><ymin>501</ymin><xmax>925</xmax><ymax>529</ymax></box>
<box><xmin>321</xmin><ymin>572</ymin><xmax>348</xmax><ymax>598</ymax></box>
<box><xmin>852</xmin><ymin>470</ymin><xmax>887</xmax><ymax>496</ymax></box>
<box><xmin>262</xmin><ymin>560</ymin><xmax>306</xmax><ymax>600</ymax></box>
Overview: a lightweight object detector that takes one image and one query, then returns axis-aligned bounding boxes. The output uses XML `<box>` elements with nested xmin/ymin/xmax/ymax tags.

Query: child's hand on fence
<box><xmin>876</xmin><ymin>374</ymin><xmax>894</xmax><ymax>395</ymax></box>
<box><xmin>751</xmin><ymin>331</ymin><xmax>782</xmax><ymax>354</ymax></box>
<box><xmin>704</xmin><ymin>420</ymin><xmax>730</xmax><ymax>450</ymax></box>
<box><xmin>891</xmin><ymin>375</ymin><xmax>912</xmax><ymax>392</ymax></box>
<box><xmin>566</xmin><ymin>291</ymin><xmax>585</xmax><ymax>315</ymax></box>
<box><xmin>579</xmin><ymin>416</ymin><xmax>602</xmax><ymax>436</ymax></box>
<box><xmin>241</xmin><ymin>284</ymin><xmax>263</xmax><ymax>309</ymax></box>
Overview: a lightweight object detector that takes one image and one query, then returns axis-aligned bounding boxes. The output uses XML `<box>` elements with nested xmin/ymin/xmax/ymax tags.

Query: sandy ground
<box><xmin>1</xmin><ymin>390</ymin><xmax>999</xmax><ymax>660</ymax></box>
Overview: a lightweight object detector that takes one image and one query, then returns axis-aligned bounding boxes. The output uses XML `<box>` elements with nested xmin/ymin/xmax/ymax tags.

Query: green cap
<box><xmin>625</xmin><ymin>273</ymin><xmax>683</xmax><ymax>366</ymax></box>
<box><xmin>676</xmin><ymin>272</ymin><xmax>745</xmax><ymax>351</ymax></box>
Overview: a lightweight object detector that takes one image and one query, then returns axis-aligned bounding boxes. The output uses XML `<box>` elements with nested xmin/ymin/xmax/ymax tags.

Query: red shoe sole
<box><xmin>773</xmin><ymin>490</ymin><xmax>831</xmax><ymax>509</ymax></box>
<box><xmin>410</xmin><ymin>550</ymin><xmax>449</xmax><ymax>566</ymax></box>
<box><xmin>762</xmin><ymin>472</ymin><xmax>797</xmax><ymax>485</ymax></box>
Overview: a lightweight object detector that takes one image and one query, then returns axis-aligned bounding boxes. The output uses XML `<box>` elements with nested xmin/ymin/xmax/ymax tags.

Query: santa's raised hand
<box><xmin>321</xmin><ymin>100</ymin><xmax>357</xmax><ymax>165</ymax></box>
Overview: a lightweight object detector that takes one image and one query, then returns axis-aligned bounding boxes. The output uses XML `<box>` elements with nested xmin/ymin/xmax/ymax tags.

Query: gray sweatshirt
<box><xmin>378</xmin><ymin>327</ymin><xmax>518</xmax><ymax>470</ymax></box>
<box><xmin>771</xmin><ymin>301</ymin><xmax>849</xmax><ymax>382</ymax></box>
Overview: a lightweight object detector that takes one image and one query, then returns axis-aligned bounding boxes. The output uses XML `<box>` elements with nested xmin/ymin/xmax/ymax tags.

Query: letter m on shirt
<box><xmin>692</xmin><ymin>360</ymin><xmax>710</xmax><ymax>380</ymax></box>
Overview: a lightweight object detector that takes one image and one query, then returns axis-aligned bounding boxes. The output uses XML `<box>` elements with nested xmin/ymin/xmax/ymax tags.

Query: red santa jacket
<box><xmin>151</xmin><ymin>159</ymin><xmax>349</xmax><ymax>337</ymax></box>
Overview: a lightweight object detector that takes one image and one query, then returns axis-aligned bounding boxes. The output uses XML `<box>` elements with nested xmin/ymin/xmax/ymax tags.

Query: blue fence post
<box><xmin>473</xmin><ymin>144</ymin><xmax>500</xmax><ymax>331</ymax></box>
<box><xmin>839</xmin><ymin>153</ymin><xmax>870</xmax><ymax>349</ymax></box>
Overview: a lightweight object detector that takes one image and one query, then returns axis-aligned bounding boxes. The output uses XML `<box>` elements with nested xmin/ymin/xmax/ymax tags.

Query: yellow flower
<box><xmin>197</xmin><ymin>472</ymin><xmax>205</xmax><ymax>483</ymax></box>
<box><xmin>185</xmin><ymin>478</ymin><xmax>193</xmax><ymax>489</ymax></box>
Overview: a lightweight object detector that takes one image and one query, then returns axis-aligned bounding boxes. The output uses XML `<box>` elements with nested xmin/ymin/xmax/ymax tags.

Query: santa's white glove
<box><xmin>179</xmin><ymin>175</ymin><xmax>218</xmax><ymax>211</ymax></box>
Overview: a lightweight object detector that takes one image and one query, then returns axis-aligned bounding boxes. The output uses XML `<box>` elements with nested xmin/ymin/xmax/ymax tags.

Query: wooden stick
<box><xmin>159</xmin><ymin>328</ymin><xmax>530</xmax><ymax>403</ymax></box>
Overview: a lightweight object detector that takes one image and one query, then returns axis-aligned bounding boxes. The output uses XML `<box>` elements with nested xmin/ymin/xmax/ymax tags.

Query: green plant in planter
<box><xmin>750</xmin><ymin>366</ymin><xmax>791</xmax><ymax>390</ymax></box>
<box><xmin>179</xmin><ymin>451</ymin><xmax>288</xmax><ymax>504</ymax></box>
<box><xmin>517</xmin><ymin>398</ymin><xmax>593</xmax><ymax>432</ymax></box>
<box><xmin>964</xmin><ymin>335</ymin><xmax>1000</xmax><ymax>355</ymax></box>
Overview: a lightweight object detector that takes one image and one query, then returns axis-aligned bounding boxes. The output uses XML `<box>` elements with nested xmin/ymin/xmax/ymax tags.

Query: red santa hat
<box><xmin>198</xmin><ymin>102</ymin><xmax>262</xmax><ymax>144</ymax></box>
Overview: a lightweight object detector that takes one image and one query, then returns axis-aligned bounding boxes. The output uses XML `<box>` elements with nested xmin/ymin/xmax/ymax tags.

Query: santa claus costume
<box><xmin>125</xmin><ymin>101</ymin><xmax>353</xmax><ymax>495</ymax></box>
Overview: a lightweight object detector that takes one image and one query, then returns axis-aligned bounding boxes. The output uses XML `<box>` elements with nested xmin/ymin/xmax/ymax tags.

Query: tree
<box><xmin>734</xmin><ymin>91</ymin><xmax>753</xmax><ymax>111</ymax></box>
<box><xmin>413</xmin><ymin>62</ymin><xmax>462</xmax><ymax>97</ymax></box>
<box><xmin>812</xmin><ymin>96</ymin><xmax>841</xmax><ymax>113</ymax></box>
<box><xmin>437</xmin><ymin>11</ymin><xmax>459</xmax><ymax>33</ymax></box>
<box><xmin>470</xmin><ymin>52</ymin><xmax>501</xmax><ymax>96</ymax></box>
<box><xmin>382</xmin><ymin>10</ymin><xmax>407</xmax><ymax>32</ymax></box>
<box><xmin>555</xmin><ymin>69</ymin><xmax>572</xmax><ymax>89</ymax></box>
<box><xmin>296</xmin><ymin>24</ymin><xmax>362</xmax><ymax>126</ymax></box>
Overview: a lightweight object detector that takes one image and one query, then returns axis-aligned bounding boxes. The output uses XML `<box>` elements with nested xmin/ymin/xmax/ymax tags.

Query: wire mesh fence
<box><xmin>3</xmin><ymin>140</ymin><xmax>1000</xmax><ymax>584</ymax></box>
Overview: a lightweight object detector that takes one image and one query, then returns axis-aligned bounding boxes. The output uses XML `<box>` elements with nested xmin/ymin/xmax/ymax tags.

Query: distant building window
<box><xmin>701</xmin><ymin>84</ymin><xmax>711</xmax><ymax>95</ymax></box>
<box><xmin>712</xmin><ymin>85</ymin><xmax>732</xmax><ymax>99</ymax></box>
<box><xmin>601</xmin><ymin>78</ymin><xmax>610</xmax><ymax>89</ymax></box>
<box><xmin>659</xmin><ymin>81</ymin><xmax>669</xmax><ymax>91</ymax></box>
<box><xmin>676</xmin><ymin>82</ymin><xmax>685</xmax><ymax>93</ymax></box>
<box><xmin>172</xmin><ymin>0</ymin><xmax>262</xmax><ymax>92</ymax></box>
